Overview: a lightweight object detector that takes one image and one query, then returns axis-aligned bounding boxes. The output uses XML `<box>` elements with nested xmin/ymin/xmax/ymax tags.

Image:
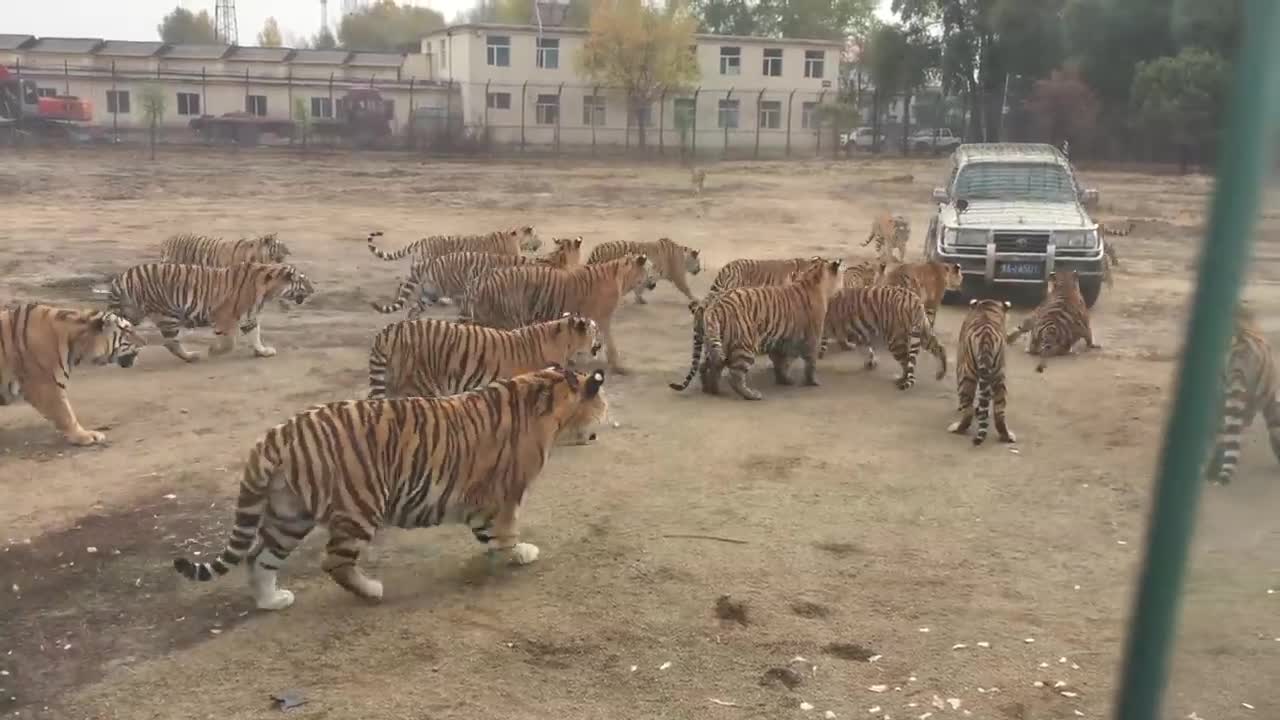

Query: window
<box><xmin>801</xmin><ymin>101</ymin><xmax>817</xmax><ymax>129</ymax></box>
<box><xmin>536</xmin><ymin>37</ymin><xmax>559</xmax><ymax>69</ymax></box>
<box><xmin>246</xmin><ymin>94</ymin><xmax>267</xmax><ymax>116</ymax></box>
<box><xmin>311</xmin><ymin>96</ymin><xmax>333</xmax><ymax>118</ymax></box>
<box><xmin>487</xmin><ymin>92</ymin><xmax>511</xmax><ymax>110</ymax></box>
<box><xmin>487</xmin><ymin>35</ymin><xmax>510</xmax><ymax>67</ymax></box>
<box><xmin>674</xmin><ymin>98</ymin><xmax>696</xmax><ymax>127</ymax></box>
<box><xmin>583</xmin><ymin>95</ymin><xmax>606</xmax><ymax>126</ymax></box>
<box><xmin>106</xmin><ymin>90</ymin><xmax>130</xmax><ymax>114</ymax></box>
<box><xmin>719</xmin><ymin>46</ymin><xmax>740</xmax><ymax>75</ymax></box>
<box><xmin>535</xmin><ymin>93</ymin><xmax>559</xmax><ymax>125</ymax></box>
<box><xmin>758</xmin><ymin>100</ymin><xmax>781</xmax><ymax>129</ymax></box>
<box><xmin>804</xmin><ymin>50</ymin><xmax>825</xmax><ymax>79</ymax></box>
<box><xmin>440</xmin><ymin>40</ymin><xmax>447</xmax><ymax>69</ymax></box>
<box><xmin>176</xmin><ymin>92</ymin><xmax>200</xmax><ymax>116</ymax></box>
<box><xmin>36</xmin><ymin>87</ymin><xmax>58</xmax><ymax>98</ymax></box>
<box><xmin>762</xmin><ymin>48</ymin><xmax>783</xmax><ymax>77</ymax></box>
<box><xmin>717</xmin><ymin>99</ymin><xmax>739</xmax><ymax>129</ymax></box>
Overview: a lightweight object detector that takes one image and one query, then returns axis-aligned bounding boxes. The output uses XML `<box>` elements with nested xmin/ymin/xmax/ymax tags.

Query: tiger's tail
<box><xmin>973</xmin><ymin>368</ymin><xmax>993</xmax><ymax>446</ymax></box>
<box><xmin>669</xmin><ymin>301</ymin><xmax>707</xmax><ymax>391</ymax></box>
<box><xmin>173</xmin><ymin>444</ymin><xmax>274</xmax><ymax>582</ymax></box>
<box><xmin>370</xmin><ymin>275</ymin><xmax>418</xmax><ymax>315</ymax></box>
<box><xmin>919</xmin><ymin>317</ymin><xmax>948</xmax><ymax>380</ymax></box>
<box><xmin>367</xmin><ymin>327</ymin><xmax>393</xmax><ymax>400</ymax></box>
<box><xmin>366</xmin><ymin>230</ymin><xmax>420</xmax><ymax>261</ymax></box>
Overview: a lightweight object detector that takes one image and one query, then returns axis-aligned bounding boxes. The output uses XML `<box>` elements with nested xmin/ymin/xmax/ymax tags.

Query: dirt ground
<box><xmin>1</xmin><ymin>146</ymin><xmax>1278</xmax><ymax>720</ymax></box>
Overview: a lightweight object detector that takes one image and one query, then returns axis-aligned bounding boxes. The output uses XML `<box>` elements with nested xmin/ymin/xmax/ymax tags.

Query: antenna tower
<box><xmin>214</xmin><ymin>0</ymin><xmax>239</xmax><ymax>44</ymax></box>
<box><xmin>320</xmin><ymin>0</ymin><xmax>329</xmax><ymax>33</ymax></box>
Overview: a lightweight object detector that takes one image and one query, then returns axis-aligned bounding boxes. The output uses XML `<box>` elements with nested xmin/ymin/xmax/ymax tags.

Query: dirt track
<box><xmin>1</xmin><ymin>147</ymin><xmax>1278</xmax><ymax>720</ymax></box>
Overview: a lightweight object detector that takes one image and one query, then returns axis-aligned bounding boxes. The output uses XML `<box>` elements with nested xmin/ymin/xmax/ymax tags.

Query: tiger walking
<box><xmin>587</xmin><ymin>237</ymin><xmax>702</xmax><ymax>304</ymax></box>
<box><xmin>877</xmin><ymin>260</ymin><xmax>963</xmax><ymax>328</ymax></box>
<box><xmin>107</xmin><ymin>262</ymin><xmax>315</xmax><ymax>362</ymax></box>
<box><xmin>820</xmin><ymin>286</ymin><xmax>947</xmax><ymax>390</ymax></box>
<box><xmin>1006</xmin><ymin>270</ymin><xmax>1100</xmax><ymax>372</ymax></box>
<box><xmin>862</xmin><ymin>213</ymin><xmax>911</xmax><ymax>263</ymax></box>
<box><xmin>173</xmin><ymin>366</ymin><xmax>608</xmax><ymax>610</ymax></box>
<box><xmin>669</xmin><ymin>258</ymin><xmax>843</xmax><ymax>401</ymax></box>
<box><xmin>708</xmin><ymin>256</ymin><xmax>818</xmax><ymax>298</ymax></box>
<box><xmin>948</xmin><ymin>299</ymin><xmax>1016</xmax><ymax>445</ymax></box>
<box><xmin>1207</xmin><ymin>307</ymin><xmax>1280</xmax><ymax>484</ymax></box>
<box><xmin>366</xmin><ymin>226</ymin><xmax>541</xmax><ymax>262</ymax></box>
<box><xmin>159</xmin><ymin>232</ymin><xmax>291</xmax><ymax>266</ymax></box>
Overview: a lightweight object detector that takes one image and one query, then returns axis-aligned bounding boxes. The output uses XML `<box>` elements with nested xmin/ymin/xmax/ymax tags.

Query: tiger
<box><xmin>948</xmin><ymin>299</ymin><xmax>1016</xmax><ymax>446</ymax></box>
<box><xmin>107</xmin><ymin>262</ymin><xmax>315</xmax><ymax>363</ymax></box>
<box><xmin>586</xmin><ymin>237</ymin><xmax>702</xmax><ymax>304</ymax></box>
<box><xmin>0</xmin><ymin>303</ymin><xmax>145</xmax><ymax>446</ymax></box>
<box><xmin>465</xmin><ymin>254</ymin><xmax>656</xmax><ymax>373</ymax></box>
<box><xmin>842</xmin><ymin>259</ymin><xmax>882</xmax><ymax>290</ymax></box>
<box><xmin>861</xmin><ymin>212</ymin><xmax>911</xmax><ymax>263</ymax></box>
<box><xmin>1005</xmin><ymin>270</ymin><xmax>1100</xmax><ymax>372</ymax></box>
<box><xmin>691</xmin><ymin>168</ymin><xmax>706</xmax><ymax>195</ymax></box>
<box><xmin>371</xmin><ymin>237</ymin><xmax>584</xmax><ymax>319</ymax></box>
<box><xmin>368</xmin><ymin>312</ymin><xmax>601</xmax><ymax>403</ymax></box>
<box><xmin>1207</xmin><ymin>306</ymin><xmax>1280</xmax><ymax>485</ymax></box>
<box><xmin>1100</xmin><ymin>220</ymin><xmax>1135</xmax><ymax>237</ymax></box>
<box><xmin>819</xmin><ymin>286</ymin><xmax>947</xmax><ymax>390</ymax></box>
<box><xmin>172</xmin><ymin>365</ymin><xmax>608</xmax><ymax>611</ymax></box>
<box><xmin>366</xmin><ymin>226</ymin><xmax>541</xmax><ymax>262</ymax></box>
<box><xmin>877</xmin><ymin>260</ymin><xmax>964</xmax><ymax>328</ymax></box>
<box><xmin>708</xmin><ymin>257</ymin><xmax>816</xmax><ymax>298</ymax></box>
<box><xmin>669</xmin><ymin>258</ymin><xmax>844</xmax><ymax>401</ymax></box>
<box><xmin>159</xmin><ymin>232</ymin><xmax>291</xmax><ymax>266</ymax></box>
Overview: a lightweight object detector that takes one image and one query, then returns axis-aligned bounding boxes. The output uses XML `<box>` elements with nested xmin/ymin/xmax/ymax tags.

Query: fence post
<box><xmin>754</xmin><ymin>89</ymin><xmax>765</xmax><ymax>159</ymax></box>
<box><xmin>590</xmin><ymin>84</ymin><xmax>599</xmax><ymax>156</ymax></box>
<box><xmin>691</xmin><ymin>86</ymin><xmax>701</xmax><ymax>160</ymax></box>
<box><xmin>407</xmin><ymin>77</ymin><xmax>415</xmax><ymax>150</ymax></box>
<box><xmin>659</xmin><ymin>88</ymin><xmax>667</xmax><ymax>157</ymax></box>
<box><xmin>445</xmin><ymin>79</ymin><xmax>454</xmax><ymax>144</ymax></box>
<box><xmin>785</xmin><ymin>89</ymin><xmax>795</xmax><ymax>158</ymax></box>
<box><xmin>286</xmin><ymin>68</ymin><xmax>294</xmax><ymax>144</ymax></box>
<box><xmin>111</xmin><ymin>61</ymin><xmax>118</xmax><ymax>144</ymax></box>
<box><xmin>201</xmin><ymin>67</ymin><xmax>208</xmax><ymax>144</ymax></box>
<box><xmin>244</xmin><ymin>67</ymin><xmax>249</xmax><ymax>113</ymax></box>
<box><xmin>625</xmin><ymin>96</ymin><xmax>631</xmax><ymax>152</ymax></box>
<box><xmin>483</xmin><ymin>79</ymin><xmax>491</xmax><ymax>154</ymax></box>
<box><xmin>520</xmin><ymin>80</ymin><xmax>527</xmax><ymax>152</ymax></box>
<box><xmin>555</xmin><ymin>81</ymin><xmax>564</xmax><ymax>156</ymax></box>
<box><xmin>722</xmin><ymin>87</ymin><xmax>734</xmax><ymax>159</ymax></box>
<box><xmin>815</xmin><ymin>89</ymin><xmax>827</xmax><ymax>156</ymax></box>
<box><xmin>14</xmin><ymin>59</ymin><xmax>23</xmax><ymax>131</ymax></box>
<box><xmin>64</xmin><ymin>59</ymin><xmax>70</xmax><ymax>96</ymax></box>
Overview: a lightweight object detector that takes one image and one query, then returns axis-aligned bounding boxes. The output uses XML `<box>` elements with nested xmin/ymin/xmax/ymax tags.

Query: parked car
<box><xmin>907</xmin><ymin>128</ymin><xmax>962</xmax><ymax>155</ymax></box>
<box><xmin>924</xmin><ymin>142</ymin><xmax>1106</xmax><ymax>307</ymax></box>
<box><xmin>840</xmin><ymin>126</ymin><xmax>882</xmax><ymax>151</ymax></box>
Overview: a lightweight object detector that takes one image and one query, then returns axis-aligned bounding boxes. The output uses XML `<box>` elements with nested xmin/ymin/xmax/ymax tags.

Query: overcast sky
<box><xmin>9</xmin><ymin>0</ymin><xmax>895</xmax><ymax>45</ymax></box>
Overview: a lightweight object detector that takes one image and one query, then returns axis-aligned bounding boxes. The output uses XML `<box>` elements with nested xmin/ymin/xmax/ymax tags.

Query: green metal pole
<box><xmin>1113</xmin><ymin>2</ymin><xmax>1280</xmax><ymax>719</ymax></box>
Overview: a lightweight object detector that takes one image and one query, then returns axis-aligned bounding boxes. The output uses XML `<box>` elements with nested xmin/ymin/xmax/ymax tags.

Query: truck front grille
<box><xmin>994</xmin><ymin>233</ymin><xmax>1050</xmax><ymax>254</ymax></box>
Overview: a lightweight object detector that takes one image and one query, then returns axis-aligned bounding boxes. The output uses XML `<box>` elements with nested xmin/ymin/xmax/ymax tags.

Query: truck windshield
<box><xmin>953</xmin><ymin>162</ymin><xmax>1076</xmax><ymax>202</ymax></box>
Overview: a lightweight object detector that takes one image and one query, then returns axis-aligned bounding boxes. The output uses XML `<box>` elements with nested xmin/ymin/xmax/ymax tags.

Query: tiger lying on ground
<box><xmin>669</xmin><ymin>258</ymin><xmax>843</xmax><ymax>400</ymax></box>
<box><xmin>862</xmin><ymin>212</ymin><xmax>911</xmax><ymax>263</ymax></box>
<box><xmin>819</xmin><ymin>285</ymin><xmax>947</xmax><ymax>390</ymax></box>
<box><xmin>371</xmin><ymin>237</ymin><xmax>583</xmax><ymax>319</ymax></box>
<box><xmin>877</xmin><ymin>260</ymin><xmax>963</xmax><ymax>328</ymax></box>
<box><xmin>107</xmin><ymin>262</ymin><xmax>315</xmax><ymax>362</ymax></box>
<box><xmin>465</xmin><ymin>254</ymin><xmax>656</xmax><ymax>373</ymax></box>
<box><xmin>369</xmin><ymin>312</ymin><xmax>600</xmax><ymax>403</ymax></box>
<box><xmin>587</xmin><ymin>237</ymin><xmax>702</xmax><ymax>304</ymax></box>
<box><xmin>948</xmin><ymin>299</ymin><xmax>1016</xmax><ymax>446</ymax></box>
<box><xmin>1005</xmin><ymin>270</ymin><xmax>1100</xmax><ymax>372</ymax></box>
<box><xmin>1207</xmin><ymin>306</ymin><xmax>1280</xmax><ymax>485</ymax></box>
<box><xmin>366</xmin><ymin>226</ymin><xmax>541</xmax><ymax>262</ymax></box>
<box><xmin>160</xmin><ymin>232</ymin><xmax>291</xmax><ymax>266</ymax></box>
<box><xmin>0</xmin><ymin>303</ymin><xmax>145</xmax><ymax>446</ymax></box>
<box><xmin>173</xmin><ymin>365</ymin><xmax>608</xmax><ymax>611</ymax></box>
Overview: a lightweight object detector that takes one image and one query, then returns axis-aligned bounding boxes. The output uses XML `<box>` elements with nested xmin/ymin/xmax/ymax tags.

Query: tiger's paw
<box><xmin>255</xmin><ymin>589</ymin><xmax>296</xmax><ymax>611</ymax></box>
<box><xmin>65</xmin><ymin>428</ymin><xmax>106</xmax><ymax>446</ymax></box>
<box><xmin>999</xmin><ymin>430</ymin><xmax>1017</xmax><ymax>443</ymax></box>
<box><xmin>946</xmin><ymin>420</ymin><xmax>966</xmax><ymax>434</ymax></box>
<box><xmin>254</xmin><ymin>346</ymin><xmax>278</xmax><ymax>358</ymax></box>
<box><xmin>510</xmin><ymin>542</ymin><xmax>540</xmax><ymax>565</ymax></box>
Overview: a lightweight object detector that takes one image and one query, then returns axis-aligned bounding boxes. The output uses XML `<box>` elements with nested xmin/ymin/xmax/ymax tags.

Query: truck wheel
<box><xmin>1080</xmin><ymin>277</ymin><xmax>1103</xmax><ymax>308</ymax></box>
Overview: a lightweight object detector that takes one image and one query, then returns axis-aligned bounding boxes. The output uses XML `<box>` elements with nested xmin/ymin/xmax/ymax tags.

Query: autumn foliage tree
<box><xmin>338</xmin><ymin>0</ymin><xmax>445</xmax><ymax>52</ymax></box>
<box><xmin>258</xmin><ymin>17</ymin><xmax>284</xmax><ymax>47</ymax></box>
<box><xmin>577</xmin><ymin>0</ymin><xmax>700</xmax><ymax>149</ymax></box>
<box><xmin>1023</xmin><ymin>66</ymin><xmax>1100</xmax><ymax>149</ymax></box>
<box><xmin>157</xmin><ymin>7</ymin><xmax>218</xmax><ymax>44</ymax></box>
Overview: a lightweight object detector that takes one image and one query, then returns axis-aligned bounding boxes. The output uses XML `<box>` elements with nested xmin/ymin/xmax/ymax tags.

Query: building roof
<box><xmin>96</xmin><ymin>40</ymin><xmax>165</xmax><ymax>58</ymax></box>
<box><xmin>347</xmin><ymin>52</ymin><xmax>405</xmax><ymax>68</ymax></box>
<box><xmin>225</xmin><ymin>46</ymin><xmax>294</xmax><ymax>63</ymax></box>
<box><xmin>161</xmin><ymin>44</ymin><xmax>232</xmax><ymax>60</ymax></box>
<box><xmin>291</xmin><ymin>49</ymin><xmax>352</xmax><ymax>65</ymax></box>
<box><xmin>0</xmin><ymin>34</ymin><xmax>35</xmax><ymax>51</ymax></box>
<box><xmin>25</xmin><ymin>37</ymin><xmax>104</xmax><ymax>54</ymax></box>
<box><xmin>425</xmin><ymin>22</ymin><xmax>844</xmax><ymax>48</ymax></box>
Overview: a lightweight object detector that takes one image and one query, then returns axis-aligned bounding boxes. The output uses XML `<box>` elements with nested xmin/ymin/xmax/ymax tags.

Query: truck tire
<box><xmin>1079</xmin><ymin>276</ymin><xmax>1103</xmax><ymax>308</ymax></box>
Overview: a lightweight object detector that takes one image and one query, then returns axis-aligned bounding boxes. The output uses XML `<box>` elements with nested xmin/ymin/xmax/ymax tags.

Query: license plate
<box><xmin>997</xmin><ymin>262</ymin><xmax>1042</xmax><ymax>279</ymax></box>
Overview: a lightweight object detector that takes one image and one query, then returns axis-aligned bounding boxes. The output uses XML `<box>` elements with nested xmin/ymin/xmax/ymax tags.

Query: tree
<box><xmin>258</xmin><ymin>17</ymin><xmax>284</xmax><ymax>47</ymax></box>
<box><xmin>691</xmin><ymin>0</ymin><xmax>874</xmax><ymax>40</ymax></box>
<box><xmin>1130</xmin><ymin>48</ymin><xmax>1228</xmax><ymax>171</ymax></box>
<box><xmin>293</xmin><ymin>97</ymin><xmax>312</xmax><ymax>149</ymax></box>
<box><xmin>339</xmin><ymin>0</ymin><xmax>446</xmax><ymax>52</ymax></box>
<box><xmin>140</xmin><ymin>85</ymin><xmax>167</xmax><ymax>161</ymax></box>
<box><xmin>863</xmin><ymin>24</ymin><xmax>908</xmax><ymax>149</ymax></box>
<box><xmin>1023</xmin><ymin>66</ymin><xmax>1099</xmax><ymax>148</ymax></box>
<box><xmin>577</xmin><ymin>0</ymin><xmax>700</xmax><ymax>149</ymax></box>
<box><xmin>691</xmin><ymin>0</ymin><xmax>760</xmax><ymax>35</ymax></box>
<box><xmin>157</xmin><ymin>7</ymin><xmax>218</xmax><ymax>44</ymax></box>
<box><xmin>312</xmin><ymin>26</ymin><xmax>339</xmax><ymax>50</ymax></box>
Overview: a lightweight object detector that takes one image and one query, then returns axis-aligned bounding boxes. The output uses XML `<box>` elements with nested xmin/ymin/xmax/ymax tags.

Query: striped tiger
<box><xmin>948</xmin><ymin>299</ymin><xmax>1016</xmax><ymax>446</ymax></box>
<box><xmin>1</xmin><ymin>303</ymin><xmax>145</xmax><ymax>446</ymax></box>
<box><xmin>1207</xmin><ymin>307</ymin><xmax>1280</xmax><ymax>484</ymax></box>
<box><xmin>877</xmin><ymin>260</ymin><xmax>963</xmax><ymax>328</ymax></box>
<box><xmin>862</xmin><ymin>212</ymin><xmax>911</xmax><ymax>263</ymax></box>
<box><xmin>1100</xmin><ymin>220</ymin><xmax>1135</xmax><ymax>237</ymax></box>
<box><xmin>107</xmin><ymin>262</ymin><xmax>315</xmax><ymax>363</ymax></box>
<box><xmin>708</xmin><ymin>256</ymin><xmax>817</xmax><ymax>298</ymax></box>
<box><xmin>370</xmin><ymin>237</ymin><xmax>584</xmax><ymax>319</ymax></box>
<box><xmin>366</xmin><ymin>226</ymin><xmax>541</xmax><ymax>262</ymax></box>
<box><xmin>368</xmin><ymin>312</ymin><xmax>601</xmax><ymax>403</ymax></box>
<box><xmin>1005</xmin><ymin>270</ymin><xmax>1099</xmax><ymax>372</ymax></box>
<box><xmin>669</xmin><ymin>258</ymin><xmax>843</xmax><ymax>401</ymax></box>
<box><xmin>465</xmin><ymin>254</ymin><xmax>656</xmax><ymax>373</ymax></box>
<box><xmin>172</xmin><ymin>365</ymin><xmax>608</xmax><ymax>610</ymax></box>
<box><xmin>842</xmin><ymin>259</ymin><xmax>882</xmax><ymax>290</ymax></box>
<box><xmin>819</xmin><ymin>286</ymin><xmax>946</xmax><ymax>390</ymax></box>
<box><xmin>587</xmin><ymin>237</ymin><xmax>703</xmax><ymax>304</ymax></box>
<box><xmin>159</xmin><ymin>232</ymin><xmax>290</xmax><ymax>266</ymax></box>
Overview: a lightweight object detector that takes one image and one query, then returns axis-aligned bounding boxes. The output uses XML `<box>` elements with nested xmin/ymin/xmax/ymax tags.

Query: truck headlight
<box><xmin>1057</xmin><ymin>230</ymin><xmax>1098</xmax><ymax>248</ymax></box>
<box><xmin>955</xmin><ymin>229</ymin><xmax>987</xmax><ymax>246</ymax></box>
<box><xmin>942</xmin><ymin>227</ymin><xmax>958</xmax><ymax>246</ymax></box>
